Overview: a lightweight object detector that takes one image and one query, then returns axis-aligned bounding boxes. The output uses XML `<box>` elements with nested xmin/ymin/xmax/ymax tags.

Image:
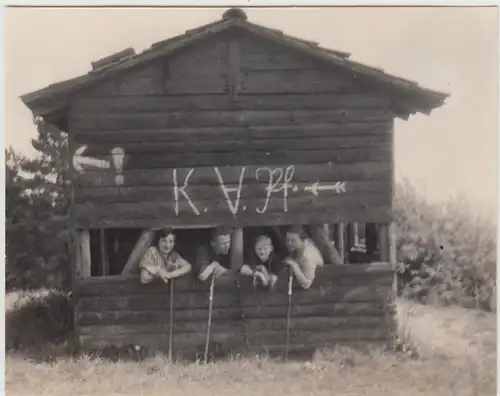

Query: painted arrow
<box><xmin>304</xmin><ymin>181</ymin><xmax>346</xmax><ymax>196</ymax></box>
<box><xmin>72</xmin><ymin>145</ymin><xmax>111</xmax><ymax>173</ymax></box>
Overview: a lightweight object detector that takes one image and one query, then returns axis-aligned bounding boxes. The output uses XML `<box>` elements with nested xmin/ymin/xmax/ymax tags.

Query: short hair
<box><xmin>286</xmin><ymin>225</ymin><xmax>308</xmax><ymax>240</ymax></box>
<box><xmin>255</xmin><ymin>234</ymin><xmax>273</xmax><ymax>248</ymax></box>
<box><xmin>152</xmin><ymin>228</ymin><xmax>175</xmax><ymax>248</ymax></box>
<box><xmin>210</xmin><ymin>226</ymin><xmax>232</xmax><ymax>240</ymax></box>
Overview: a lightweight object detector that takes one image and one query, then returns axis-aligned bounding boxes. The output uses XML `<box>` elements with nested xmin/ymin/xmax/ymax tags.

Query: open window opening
<box><xmin>85</xmin><ymin>227</ymin><xmax>213</xmax><ymax>278</ymax></box>
<box><xmin>78</xmin><ymin>222</ymin><xmax>387</xmax><ymax>279</ymax></box>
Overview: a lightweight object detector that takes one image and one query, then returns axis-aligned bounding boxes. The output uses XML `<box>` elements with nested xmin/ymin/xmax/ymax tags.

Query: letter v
<box><xmin>214</xmin><ymin>166</ymin><xmax>246</xmax><ymax>215</ymax></box>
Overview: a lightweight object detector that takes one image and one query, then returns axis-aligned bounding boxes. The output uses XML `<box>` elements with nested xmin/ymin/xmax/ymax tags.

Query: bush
<box><xmin>6</xmin><ymin>290</ymin><xmax>74</xmax><ymax>357</ymax></box>
<box><xmin>393</xmin><ymin>179</ymin><xmax>496</xmax><ymax>312</ymax></box>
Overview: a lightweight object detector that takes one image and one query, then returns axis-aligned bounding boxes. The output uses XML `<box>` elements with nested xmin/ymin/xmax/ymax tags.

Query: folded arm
<box><xmin>164</xmin><ymin>256</ymin><xmax>192</xmax><ymax>279</ymax></box>
<box><xmin>284</xmin><ymin>257</ymin><xmax>317</xmax><ymax>289</ymax></box>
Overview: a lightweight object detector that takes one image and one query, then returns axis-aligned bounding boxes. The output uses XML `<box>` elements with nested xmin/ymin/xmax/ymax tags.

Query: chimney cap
<box><xmin>222</xmin><ymin>8</ymin><xmax>248</xmax><ymax>21</ymax></box>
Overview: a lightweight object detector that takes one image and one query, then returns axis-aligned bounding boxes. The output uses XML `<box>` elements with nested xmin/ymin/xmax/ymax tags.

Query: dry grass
<box><xmin>5</xmin><ymin>291</ymin><xmax>497</xmax><ymax>396</ymax></box>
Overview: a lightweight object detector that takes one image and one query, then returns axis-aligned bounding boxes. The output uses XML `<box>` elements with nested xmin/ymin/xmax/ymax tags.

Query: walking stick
<box><xmin>284</xmin><ymin>268</ymin><xmax>293</xmax><ymax>362</ymax></box>
<box><xmin>235</xmin><ymin>277</ymin><xmax>250</xmax><ymax>350</ymax></box>
<box><xmin>168</xmin><ymin>279</ymin><xmax>174</xmax><ymax>361</ymax></box>
<box><xmin>204</xmin><ymin>273</ymin><xmax>216</xmax><ymax>364</ymax></box>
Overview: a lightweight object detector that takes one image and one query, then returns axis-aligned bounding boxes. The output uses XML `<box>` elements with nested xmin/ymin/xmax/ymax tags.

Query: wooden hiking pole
<box><xmin>204</xmin><ymin>273</ymin><xmax>216</xmax><ymax>364</ymax></box>
<box><xmin>235</xmin><ymin>277</ymin><xmax>250</xmax><ymax>350</ymax></box>
<box><xmin>168</xmin><ymin>279</ymin><xmax>174</xmax><ymax>361</ymax></box>
<box><xmin>284</xmin><ymin>268</ymin><xmax>293</xmax><ymax>362</ymax></box>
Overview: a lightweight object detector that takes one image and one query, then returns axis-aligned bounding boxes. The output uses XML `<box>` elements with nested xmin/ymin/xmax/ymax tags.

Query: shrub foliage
<box><xmin>394</xmin><ymin>179</ymin><xmax>496</xmax><ymax>312</ymax></box>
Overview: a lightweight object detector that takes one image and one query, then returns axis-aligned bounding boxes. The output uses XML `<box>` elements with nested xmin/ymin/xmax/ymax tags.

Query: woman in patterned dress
<box><xmin>139</xmin><ymin>229</ymin><xmax>192</xmax><ymax>284</ymax></box>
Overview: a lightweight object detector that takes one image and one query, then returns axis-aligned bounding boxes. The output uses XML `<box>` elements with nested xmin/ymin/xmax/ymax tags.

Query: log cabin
<box><xmin>21</xmin><ymin>8</ymin><xmax>449</xmax><ymax>360</ymax></box>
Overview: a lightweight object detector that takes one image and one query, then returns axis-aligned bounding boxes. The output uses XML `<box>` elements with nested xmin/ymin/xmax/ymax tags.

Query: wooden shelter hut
<box><xmin>21</xmin><ymin>8</ymin><xmax>448</xmax><ymax>359</ymax></box>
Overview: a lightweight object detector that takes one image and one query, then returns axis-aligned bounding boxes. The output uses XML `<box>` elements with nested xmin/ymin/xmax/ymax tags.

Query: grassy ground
<box><xmin>5</xmin><ymin>291</ymin><xmax>497</xmax><ymax>396</ymax></box>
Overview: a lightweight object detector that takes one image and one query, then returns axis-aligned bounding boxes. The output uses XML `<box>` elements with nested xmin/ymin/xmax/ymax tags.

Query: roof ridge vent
<box><xmin>91</xmin><ymin>47</ymin><xmax>136</xmax><ymax>72</ymax></box>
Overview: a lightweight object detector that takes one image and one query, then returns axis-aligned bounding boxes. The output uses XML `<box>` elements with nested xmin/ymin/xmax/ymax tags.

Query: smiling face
<box><xmin>158</xmin><ymin>233</ymin><xmax>175</xmax><ymax>254</ymax></box>
<box><xmin>255</xmin><ymin>237</ymin><xmax>273</xmax><ymax>263</ymax></box>
<box><xmin>285</xmin><ymin>232</ymin><xmax>304</xmax><ymax>253</ymax></box>
<box><xmin>211</xmin><ymin>234</ymin><xmax>231</xmax><ymax>255</ymax></box>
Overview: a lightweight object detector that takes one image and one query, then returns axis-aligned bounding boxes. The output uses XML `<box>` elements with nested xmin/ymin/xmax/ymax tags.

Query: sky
<box><xmin>4</xmin><ymin>6</ymin><xmax>498</xmax><ymax>214</ymax></box>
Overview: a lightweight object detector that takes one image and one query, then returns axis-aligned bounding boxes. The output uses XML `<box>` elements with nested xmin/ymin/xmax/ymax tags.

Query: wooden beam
<box><xmin>309</xmin><ymin>224</ymin><xmax>342</xmax><ymax>265</ymax></box>
<box><xmin>230</xmin><ymin>227</ymin><xmax>244</xmax><ymax>271</ymax></box>
<box><xmin>335</xmin><ymin>223</ymin><xmax>345</xmax><ymax>264</ymax></box>
<box><xmin>228</xmin><ymin>39</ymin><xmax>240</xmax><ymax>102</ymax></box>
<box><xmin>99</xmin><ymin>229</ymin><xmax>109</xmax><ymax>276</ymax></box>
<box><xmin>79</xmin><ymin>230</ymin><xmax>91</xmax><ymax>278</ymax></box>
<box><xmin>378</xmin><ymin>224</ymin><xmax>389</xmax><ymax>262</ymax></box>
<box><xmin>389</xmin><ymin>222</ymin><xmax>398</xmax><ymax>296</ymax></box>
<box><xmin>121</xmin><ymin>229</ymin><xmax>156</xmax><ymax>276</ymax></box>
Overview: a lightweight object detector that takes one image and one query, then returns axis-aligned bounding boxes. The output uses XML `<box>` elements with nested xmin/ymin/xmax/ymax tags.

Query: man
<box><xmin>283</xmin><ymin>225</ymin><xmax>324</xmax><ymax>289</ymax></box>
<box><xmin>240</xmin><ymin>234</ymin><xmax>282</xmax><ymax>289</ymax></box>
<box><xmin>197</xmin><ymin>226</ymin><xmax>234</xmax><ymax>281</ymax></box>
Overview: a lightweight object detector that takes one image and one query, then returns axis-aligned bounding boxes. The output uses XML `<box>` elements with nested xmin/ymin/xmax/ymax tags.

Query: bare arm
<box><xmin>240</xmin><ymin>264</ymin><xmax>255</xmax><ymax>277</ymax></box>
<box><xmin>165</xmin><ymin>255</ymin><xmax>192</xmax><ymax>279</ymax></box>
<box><xmin>285</xmin><ymin>257</ymin><xmax>317</xmax><ymax>289</ymax></box>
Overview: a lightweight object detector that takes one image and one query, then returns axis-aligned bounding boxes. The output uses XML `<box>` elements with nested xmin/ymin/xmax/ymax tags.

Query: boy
<box><xmin>197</xmin><ymin>226</ymin><xmax>234</xmax><ymax>281</ymax></box>
<box><xmin>240</xmin><ymin>234</ymin><xmax>282</xmax><ymax>289</ymax></box>
<box><xmin>283</xmin><ymin>225</ymin><xmax>324</xmax><ymax>289</ymax></box>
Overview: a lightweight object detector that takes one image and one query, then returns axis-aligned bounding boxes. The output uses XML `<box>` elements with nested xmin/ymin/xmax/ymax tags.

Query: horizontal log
<box><xmin>73</xmin><ymin>161</ymin><xmax>392</xmax><ymax>188</ymax></box>
<box><xmin>239</xmin><ymin>69</ymin><xmax>359</xmax><ymax>94</ymax></box>
<box><xmin>72</xmin><ymin>134</ymin><xmax>391</xmax><ymax>156</ymax></box>
<box><xmin>78</xmin><ymin>316</ymin><xmax>386</xmax><ymax>338</ymax></box>
<box><xmin>72</xmin><ymin>93</ymin><xmax>390</xmax><ymax>113</ymax></box>
<box><xmin>71</xmin><ymin>109</ymin><xmax>392</xmax><ymax>131</ymax></box>
<box><xmin>77</xmin><ymin>301</ymin><xmax>385</xmax><ymax>325</ymax></box>
<box><xmin>72</xmin><ymin>122</ymin><xmax>392</xmax><ymax>144</ymax></box>
<box><xmin>72</xmin><ymin>147</ymin><xmax>391</xmax><ymax>170</ymax></box>
<box><xmin>78</xmin><ymin>327</ymin><xmax>389</xmax><ymax>350</ymax></box>
<box><xmin>72</xmin><ymin>195</ymin><xmax>392</xmax><ymax>228</ymax></box>
<box><xmin>77</xmin><ymin>284</ymin><xmax>392</xmax><ymax>313</ymax></box>
<box><xmin>72</xmin><ymin>205</ymin><xmax>392</xmax><ymax>229</ymax></box>
<box><xmin>74</xmin><ymin>180</ymin><xmax>391</xmax><ymax>204</ymax></box>
<box><xmin>76</xmin><ymin>263</ymin><xmax>393</xmax><ymax>296</ymax></box>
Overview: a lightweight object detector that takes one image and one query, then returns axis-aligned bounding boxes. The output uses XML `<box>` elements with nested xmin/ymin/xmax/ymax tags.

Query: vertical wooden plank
<box><xmin>230</xmin><ymin>227</ymin><xmax>244</xmax><ymax>271</ymax></box>
<box><xmin>335</xmin><ymin>223</ymin><xmax>345</xmax><ymax>264</ymax></box>
<box><xmin>79</xmin><ymin>230</ymin><xmax>91</xmax><ymax>278</ymax></box>
<box><xmin>346</xmin><ymin>223</ymin><xmax>354</xmax><ymax>250</ymax></box>
<box><xmin>323</xmin><ymin>224</ymin><xmax>331</xmax><ymax>240</ymax></box>
<box><xmin>389</xmin><ymin>222</ymin><xmax>398</xmax><ymax>296</ymax></box>
<box><xmin>228</xmin><ymin>39</ymin><xmax>240</xmax><ymax>102</ymax></box>
<box><xmin>121</xmin><ymin>229</ymin><xmax>156</xmax><ymax>275</ymax></box>
<box><xmin>99</xmin><ymin>229</ymin><xmax>109</xmax><ymax>276</ymax></box>
<box><xmin>353</xmin><ymin>223</ymin><xmax>359</xmax><ymax>245</ymax></box>
<box><xmin>378</xmin><ymin>224</ymin><xmax>389</xmax><ymax>262</ymax></box>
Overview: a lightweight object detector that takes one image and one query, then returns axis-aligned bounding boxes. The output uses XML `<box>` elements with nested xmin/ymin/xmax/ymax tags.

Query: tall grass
<box><xmin>394</xmin><ymin>179</ymin><xmax>496</xmax><ymax>312</ymax></box>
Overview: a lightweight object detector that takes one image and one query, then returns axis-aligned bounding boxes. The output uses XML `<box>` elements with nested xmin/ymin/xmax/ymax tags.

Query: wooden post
<box><xmin>230</xmin><ymin>227</ymin><xmax>244</xmax><ymax>271</ymax></box>
<box><xmin>99</xmin><ymin>229</ymin><xmax>109</xmax><ymax>276</ymax></box>
<box><xmin>378</xmin><ymin>224</ymin><xmax>390</xmax><ymax>262</ymax></box>
<box><xmin>389</xmin><ymin>222</ymin><xmax>398</xmax><ymax>296</ymax></box>
<box><xmin>121</xmin><ymin>229</ymin><xmax>156</xmax><ymax>276</ymax></box>
<box><xmin>334</xmin><ymin>223</ymin><xmax>345</xmax><ymax>264</ymax></box>
<box><xmin>79</xmin><ymin>230</ymin><xmax>91</xmax><ymax>278</ymax></box>
<box><xmin>353</xmin><ymin>223</ymin><xmax>359</xmax><ymax>245</ymax></box>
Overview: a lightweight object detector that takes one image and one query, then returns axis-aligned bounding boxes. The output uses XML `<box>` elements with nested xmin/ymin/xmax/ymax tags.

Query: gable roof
<box><xmin>21</xmin><ymin>8</ymin><xmax>449</xmax><ymax>123</ymax></box>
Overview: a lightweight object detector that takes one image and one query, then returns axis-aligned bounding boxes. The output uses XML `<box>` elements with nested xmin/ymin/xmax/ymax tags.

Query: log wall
<box><xmin>75</xmin><ymin>262</ymin><xmax>394</xmax><ymax>357</ymax></box>
<box><xmin>69</xmin><ymin>31</ymin><xmax>394</xmax><ymax>229</ymax></box>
